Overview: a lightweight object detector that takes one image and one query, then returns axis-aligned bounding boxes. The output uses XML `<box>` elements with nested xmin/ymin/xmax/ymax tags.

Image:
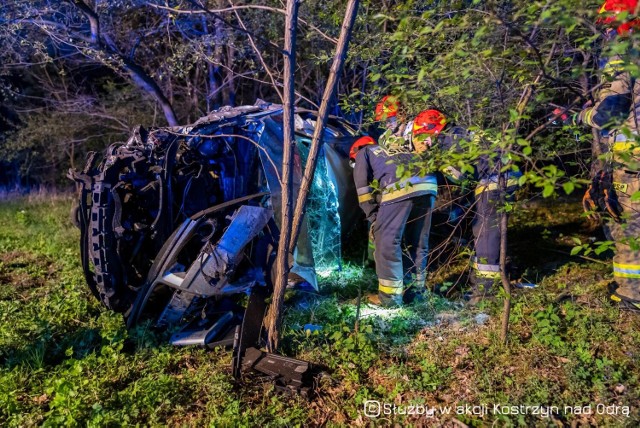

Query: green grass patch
<box><xmin>0</xmin><ymin>196</ymin><xmax>638</xmax><ymax>426</ymax></box>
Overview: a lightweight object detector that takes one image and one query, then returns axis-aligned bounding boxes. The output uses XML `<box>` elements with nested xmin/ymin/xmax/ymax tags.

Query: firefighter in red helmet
<box><xmin>350</xmin><ymin>97</ymin><xmax>437</xmax><ymax>307</ymax></box>
<box><xmin>596</xmin><ymin>0</ymin><xmax>640</xmax><ymax>36</ymax></box>
<box><xmin>375</xmin><ymin>95</ymin><xmax>400</xmax><ymax>122</ymax></box>
<box><xmin>410</xmin><ymin>109</ymin><xmax>520</xmax><ymax>303</ymax></box>
<box><xmin>573</xmin><ymin>0</ymin><xmax>640</xmax><ymax>311</ymax></box>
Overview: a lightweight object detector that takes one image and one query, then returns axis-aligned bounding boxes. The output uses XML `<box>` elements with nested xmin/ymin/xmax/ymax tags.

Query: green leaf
<box><xmin>570</xmin><ymin>246</ymin><xmax>582</xmax><ymax>256</ymax></box>
<box><xmin>563</xmin><ymin>181</ymin><xmax>575</xmax><ymax>195</ymax></box>
<box><xmin>417</xmin><ymin>68</ymin><xmax>426</xmax><ymax>82</ymax></box>
<box><xmin>543</xmin><ymin>185</ymin><xmax>554</xmax><ymax>198</ymax></box>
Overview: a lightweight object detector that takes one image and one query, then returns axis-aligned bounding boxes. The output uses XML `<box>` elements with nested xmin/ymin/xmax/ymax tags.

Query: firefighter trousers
<box><xmin>471</xmin><ymin>188</ymin><xmax>502</xmax><ymax>291</ymax></box>
<box><xmin>373</xmin><ymin>195</ymin><xmax>435</xmax><ymax>304</ymax></box>
<box><xmin>606</xmin><ymin>168</ymin><xmax>640</xmax><ymax>301</ymax></box>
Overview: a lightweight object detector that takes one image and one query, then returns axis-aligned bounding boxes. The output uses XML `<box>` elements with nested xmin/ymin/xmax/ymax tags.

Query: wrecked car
<box><xmin>69</xmin><ymin>102</ymin><xmax>361</xmax><ymax>349</ymax></box>
<box><xmin>68</xmin><ymin>101</ymin><xmax>468</xmax><ymax>389</ymax></box>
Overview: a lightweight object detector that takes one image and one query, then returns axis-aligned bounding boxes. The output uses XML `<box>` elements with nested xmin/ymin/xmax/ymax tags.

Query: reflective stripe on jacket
<box><xmin>475</xmin><ymin>173</ymin><xmax>522</xmax><ymax>196</ymax></box>
<box><xmin>353</xmin><ymin>144</ymin><xmax>437</xmax><ymax>221</ymax></box>
<box><xmin>580</xmin><ymin>55</ymin><xmax>636</xmax><ymax>133</ymax></box>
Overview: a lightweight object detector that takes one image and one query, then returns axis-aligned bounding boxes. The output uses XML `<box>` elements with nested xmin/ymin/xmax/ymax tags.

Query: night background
<box><xmin>0</xmin><ymin>0</ymin><xmax>639</xmax><ymax>426</ymax></box>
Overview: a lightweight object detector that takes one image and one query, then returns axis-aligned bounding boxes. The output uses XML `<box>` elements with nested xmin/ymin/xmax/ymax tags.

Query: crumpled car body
<box><xmin>69</xmin><ymin>101</ymin><xmax>359</xmax><ymax>346</ymax></box>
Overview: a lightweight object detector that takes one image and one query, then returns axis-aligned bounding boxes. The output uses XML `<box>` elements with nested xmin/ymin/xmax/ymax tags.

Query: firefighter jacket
<box><xmin>579</xmin><ymin>53</ymin><xmax>637</xmax><ymax>136</ymax></box>
<box><xmin>437</xmin><ymin>125</ymin><xmax>520</xmax><ymax>189</ymax></box>
<box><xmin>578</xmin><ymin>48</ymin><xmax>640</xmax><ymax>301</ymax></box>
<box><xmin>353</xmin><ymin>144</ymin><xmax>438</xmax><ymax>223</ymax></box>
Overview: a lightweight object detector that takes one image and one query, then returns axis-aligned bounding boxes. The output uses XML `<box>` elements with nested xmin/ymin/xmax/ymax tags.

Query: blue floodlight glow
<box><xmin>297</xmin><ymin>143</ymin><xmax>342</xmax><ymax>274</ymax></box>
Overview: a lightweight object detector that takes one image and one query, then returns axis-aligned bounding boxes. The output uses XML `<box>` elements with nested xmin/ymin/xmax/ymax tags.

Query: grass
<box><xmin>0</xmin><ymin>196</ymin><xmax>639</xmax><ymax>426</ymax></box>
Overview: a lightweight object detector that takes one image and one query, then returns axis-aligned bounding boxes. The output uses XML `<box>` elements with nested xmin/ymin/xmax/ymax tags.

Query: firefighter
<box><xmin>574</xmin><ymin>0</ymin><xmax>640</xmax><ymax>311</ymax></box>
<box><xmin>375</xmin><ymin>94</ymin><xmax>402</xmax><ymax>132</ymax></box>
<box><xmin>351</xmin><ymin>97</ymin><xmax>438</xmax><ymax>307</ymax></box>
<box><xmin>410</xmin><ymin>109</ymin><xmax>520</xmax><ymax>303</ymax></box>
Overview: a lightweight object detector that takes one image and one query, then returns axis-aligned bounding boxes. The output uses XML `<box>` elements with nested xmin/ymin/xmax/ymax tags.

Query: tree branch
<box><xmin>229</xmin><ymin>0</ymin><xmax>284</xmax><ymax>101</ymax></box>
<box><xmin>64</xmin><ymin>0</ymin><xmax>179</xmax><ymax>125</ymax></box>
<box><xmin>146</xmin><ymin>1</ymin><xmax>338</xmax><ymax>44</ymax></box>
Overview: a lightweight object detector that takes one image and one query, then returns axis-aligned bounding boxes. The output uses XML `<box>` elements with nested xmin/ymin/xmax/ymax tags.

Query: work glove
<box><xmin>583</xmin><ymin>170</ymin><xmax>624</xmax><ymax>223</ymax></box>
<box><xmin>550</xmin><ymin>108</ymin><xmax>570</xmax><ymax>126</ymax></box>
<box><xmin>368</xmin><ymin>220</ymin><xmax>376</xmax><ymax>244</ymax></box>
<box><xmin>603</xmin><ymin>186</ymin><xmax>624</xmax><ymax>223</ymax></box>
<box><xmin>582</xmin><ymin>182</ymin><xmax>599</xmax><ymax>221</ymax></box>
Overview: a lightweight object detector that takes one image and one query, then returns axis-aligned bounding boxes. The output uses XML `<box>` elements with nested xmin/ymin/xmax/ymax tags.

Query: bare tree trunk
<box><xmin>215</xmin><ymin>0</ymin><xmax>227</xmax><ymax>108</ymax></box>
<box><xmin>69</xmin><ymin>0</ymin><xmax>179</xmax><ymax>126</ymax></box>
<box><xmin>499</xmin><ymin>175</ymin><xmax>511</xmax><ymax>343</ymax></box>
<box><xmin>579</xmin><ymin>52</ymin><xmax>603</xmax><ymax>177</ymax></box>
<box><xmin>496</xmin><ymin>39</ymin><xmax>558</xmax><ymax>344</ymax></box>
<box><xmin>266</xmin><ymin>0</ymin><xmax>300</xmax><ymax>353</ymax></box>
<box><xmin>202</xmin><ymin>14</ymin><xmax>220</xmax><ymax>112</ymax></box>
<box><xmin>289</xmin><ymin>0</ymin><xmax>360</xmax><ymax>253</ymax></box>
<box><xmin>223</xmin><ymin>44</ymin><xmax>236</xmax><ymax>106</ymax></box>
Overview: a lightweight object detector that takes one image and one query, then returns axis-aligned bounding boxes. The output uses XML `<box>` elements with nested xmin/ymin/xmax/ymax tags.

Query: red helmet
<box><xmin>349</xmin><ymin>136</ymin><xmax>375</xmax><ymax>161</ymax></box>
<box><xmin>374</xmin><ymin>95</ymin><xmax>400</xmax><ymax>121</ymax></box>
<box><xmin>412</xmin><ymin>109</ymin><xmax>447</xmax><ymax>136</ymax></box>
<box><xmin>598</xmin><ymin>0</ymin><xmax>640</xmax><ymax>35</ymax></box>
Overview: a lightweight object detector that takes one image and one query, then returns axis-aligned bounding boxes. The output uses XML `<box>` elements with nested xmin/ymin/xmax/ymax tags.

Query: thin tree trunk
<box><xmin>289</xmin><ymin>0</ymin><xmax>360</xmax><ymax>253</ymax></box>
<box><xmin>202</xmin><ymin>14</ymin><xmax>219</xmax><ymax>112</ymax></box>
<box><xmin>223</xmin><ymin>44</ymin><xmax>236</xmax><ymax>106</ymax></box>
<box><xmin>214</xmin><ymin>3</ymin><xmax>225</xmax><ymax>108</ymax></box>
<box><xmin>266</xmin><ymin>0</ymin><xmax>300</xmax><ymax>353</ymax></box>
<box><xmin>499</xmin><ymin>175</ymin><xmax>511</xmax><ymax>343</ymax></box>
<box><xmin>579</xmin><ymin>52</ymin><xmax>603</xmax><ymax>177</ymax></box>
<box><xmin>497</xmin><ymin>38</ymin><xmax>559</xmax><ymax>344</ymax></box>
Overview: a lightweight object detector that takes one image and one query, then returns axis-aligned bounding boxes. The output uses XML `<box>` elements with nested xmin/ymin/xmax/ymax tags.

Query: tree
<box><xmin>266</xmin><ymin>0</ymin><xmax>361</xmax><ymax>352</ymax></box>
<box><xmin>0</xmin><ymin>0</ymin><xmax>353</xmax><ymax>185</ymax></box>
<box><xmin>349</xmin><ymin>0</ymin><xmax>605</xmax><ymax>341</ymax></box>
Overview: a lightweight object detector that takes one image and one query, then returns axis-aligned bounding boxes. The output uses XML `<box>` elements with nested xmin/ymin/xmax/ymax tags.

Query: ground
<box><xmin>0</xmin><ymin>195</ymin><xmax>639</xmax><ymax>427</ymax></box>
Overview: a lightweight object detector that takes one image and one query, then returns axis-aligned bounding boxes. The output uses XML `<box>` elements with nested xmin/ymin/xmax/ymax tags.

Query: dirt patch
<box><xmin>0</xmin><ymin>251</ymin><xmax>57</xmax><ymax>297</ymax></box>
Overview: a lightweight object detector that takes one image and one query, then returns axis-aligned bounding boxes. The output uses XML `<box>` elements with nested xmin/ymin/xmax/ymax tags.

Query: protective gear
<box><xmin>353</xmin><ymin>144</ymin><xmax>438</xmax><ymax>222</ymax></box>
<box><xmin>349</xmin><ymin>136</ymin><xmax>376</xmax><ymax>164</ymax></box>
<box><xmin>550</xmin><ymin>107</ymin><xmax>569</xmax><ymax>126</ymax></box>
<box><xmin>573</xmin><ymin>10</ymin><xmax>640</xmax><ymax>305</ymax></box>
<box><xmin>578</xmin><ymin>55</ymin><xmax>634</xmax><ymax>131</ymax></box>
<box><xmin>550</xmin><ymin>107</ymin><xmax>579</xmax><ymax>126</ymax></box>
<box><xmin>470</xmin><ymin>173</ymin><xmax>520</xmax><ymax>294</ymax></box>
<box><xmin>375</xmin><ymin>95</ymin><xmax>400</xmax><ymax>121</ymax></box>
<box><xmin>353</xmin><ymin>144</ymin><xmax>437</xmax><ymax>307</ymax></box>
<box><xmin>435</xmin><ymin>124</ymin><xmax>521</xmax><ymax>299</ymax></box>
<box><xmin>582</xmin><ymin>170</ymin><xmax>624</xmax><ymax>222</ymax></box>
<box><xmin>374</xmin><ymin>197</ymin><xmax>435</xmax><ymax>307</ymax></box>
<box><xmin>598</xmin><ymin>0</ymin><xmax>640</xmax><ymax>35</ymax></box>
<box><xmin>412</xmin><ymin>109</ymin><xmax>447</xmax><ymax>136</ymax></box>
<box><xmin>606</xmin><ymin>168</ymin><xmax>640</xmax><ymax>301</ymax></box>
<box><xmin>582</xmin><ymin>182</ymin><xmax>600</xmax><ymax>221</ymax></box>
